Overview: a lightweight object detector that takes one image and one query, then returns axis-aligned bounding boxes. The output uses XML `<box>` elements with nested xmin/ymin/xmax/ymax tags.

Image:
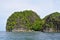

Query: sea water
<box><xmin>0</xmin><ymin>32</ymin><xmax>60</xmax><ymax>40</ymax></box>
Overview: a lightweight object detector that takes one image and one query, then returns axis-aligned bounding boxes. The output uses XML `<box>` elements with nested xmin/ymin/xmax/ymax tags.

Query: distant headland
<box><xmin>6</xmin><ymin>10</ymin><xmax>60</xmax><ymax>32</ymax></box>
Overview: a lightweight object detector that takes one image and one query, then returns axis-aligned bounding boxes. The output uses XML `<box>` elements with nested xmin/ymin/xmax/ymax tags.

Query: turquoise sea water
<box><xmin>0</xmin><ymin>32</ymin><xmax>60</xmax><ymax>40</ymax></box>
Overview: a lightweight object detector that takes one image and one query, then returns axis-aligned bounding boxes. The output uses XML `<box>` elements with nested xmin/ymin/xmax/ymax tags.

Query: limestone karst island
<box><xmin>6</xmin><ymin>10</ymin><xmax>60</xmax><ymax>32</ymax></box>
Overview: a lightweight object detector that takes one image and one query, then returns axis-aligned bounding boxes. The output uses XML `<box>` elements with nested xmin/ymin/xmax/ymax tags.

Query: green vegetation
<box><xmin>6</xmin><ymin>10</ymin><xmax>60</xmax><ymax>32</ymax></box>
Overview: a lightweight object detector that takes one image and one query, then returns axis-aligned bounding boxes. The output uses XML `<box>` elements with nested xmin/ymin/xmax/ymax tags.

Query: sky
<box><xmin>0</xmin><ymin>0</ymin><xmax>60</xmax><ymax>31</ymax></box>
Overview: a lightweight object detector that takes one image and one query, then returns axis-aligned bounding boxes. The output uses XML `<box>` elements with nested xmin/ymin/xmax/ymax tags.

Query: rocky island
<box><xmin>43</xmin><ymin>12</ymin><xmax>60</xmax><ymax>32</ymax></box>
<box><xmin>6</xmin><ymin>10</ymin><xmax>60</xmax><ymax>32</ymax></box>
<box><xmin>6</xmin><ymin>10</ymin><xmax>43</xmax><ymax>32</ymax></box>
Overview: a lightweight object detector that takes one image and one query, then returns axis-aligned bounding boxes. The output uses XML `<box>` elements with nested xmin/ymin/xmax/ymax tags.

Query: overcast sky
<box><xmin>0</xmin><ymin>0</ymin><xmax>60</xmax><ymax>31</ymax></box>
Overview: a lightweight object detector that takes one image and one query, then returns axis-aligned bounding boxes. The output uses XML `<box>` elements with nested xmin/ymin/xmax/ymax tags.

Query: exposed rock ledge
<box><xmin>12</xmin><ymin>28</ymin><xmax>34</xmax><ymax>32</ymax></box>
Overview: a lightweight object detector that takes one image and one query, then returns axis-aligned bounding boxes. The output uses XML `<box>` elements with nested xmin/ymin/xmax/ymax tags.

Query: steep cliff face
<box><xmin>6</xmin><ymin>10</ymin><xmax>42</xmax><ymax>32</ymax></box>
<box><xmin>43</xmin><ymin>12</ymin><xmax>60</xmax><ymax>32</ymax></box>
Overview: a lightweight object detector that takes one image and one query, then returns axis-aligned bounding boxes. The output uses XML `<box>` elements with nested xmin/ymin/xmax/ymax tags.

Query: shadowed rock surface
<box><xmin>43</xmin><ymin>12</ymin><xmax>60</xmax><ymax>32</ymax></box>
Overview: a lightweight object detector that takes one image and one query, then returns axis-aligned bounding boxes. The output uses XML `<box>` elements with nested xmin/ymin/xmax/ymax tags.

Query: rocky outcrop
<box><xmin>6</xmin><ymin>10</ymin><xmax>41</xmax><ymax>32</ymax></box>
<box><xmin>43</xmin><ymin>12</ymin><xmax>60</xmax><ymax>32</ymax></box>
